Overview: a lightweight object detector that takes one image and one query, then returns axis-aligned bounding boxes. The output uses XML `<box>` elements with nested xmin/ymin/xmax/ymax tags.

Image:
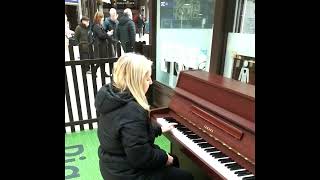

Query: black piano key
<box><xmin>198</xmin><ymin>143</ymin><xmax>212</xmax><ymax>148</ymax></box>
<box><xmin>177</xmin><ymin>128</ymin><xmax>188</xmax><ymax>132</ymax></box>
<box><xmin>192</xmin><ymin>137</ymin><xmax>202</xmax><ymax>140</ymax></box>
<box><xmin>164</xmin><ymin>117</ymin><xmax>176</xmax><ymax>122</ymax></box>
<box><xmin>225</xmin><ymin>162</ymin><xmax>237</xmax><ymax>168</ymax></box>
<box><xmin>182</xmin><ymin>131</ymin><xmax>195</xmax><ymax>135</ymax></box>
<box><xmin>205</xmin><ymin>148</ymin><xmax>219</xmax><ymax>152</ymax></box>
<box><xmin>187</xmin><ymin>134</ymin><xmax>201</xmax><ymax>139</ymax></box>
<box><xmin>235</xmin><ymin>170</ymin><xmax>250</xmax><ymax>174</ymax></box>
<box><xmin>175</xmin><ymin>124</ymin><xmax>185</xmax><ymax>128</ymax></box>
<box><xmin>177</xmin><ymin>124</ymin><xmax>183</xmax><ymax>127</ymax></box>
<box><xmin>235</xmin><ymin>170</ymin><xmax>252</xmax><ymax>176</ymax></box>
<box><xmin>179</xmin><ymin>129</ymin><xmax>191</xmax><ymax>134</ymax></box>
<box><xmin>179</xmin><ymin>129</ymin><xmax>191</xmax><ymax>133</ymax></box>
<box><xmin>184</xmin><ymin>132</ymin><xmax>195</xmax><ymax>135</ymax></box>
<box><xmin>177</xmin><ymin>127</ymin><xmax>188</xmax><ymax>131</ymax></box>
<box><xmin>179</xmin><ymin>128</ymin><xmax>190</xmax><ymax>132</ymax></box>
<box><xmin>218</xmin><ymin>158</ymin><xmax>234</xmax><ymax>163</ymax></box>
<box><xmin>210</xmin><ymin>152</ymin><xmax>227</xmax><ymax>159</ymax></box>
<box><xmin>242</xmin><ymin>176</ymin><xmax>255</xmax><ymax>180</ymax></box>
<box><xmin>193</xmin><ymin>139</ymin><xmax>206</xmax><ymax>143</ymax></box>
<box><xmin>228</xmin><ymin>163</ymin><xmax>243</xmax><ymax>170</ymax></box>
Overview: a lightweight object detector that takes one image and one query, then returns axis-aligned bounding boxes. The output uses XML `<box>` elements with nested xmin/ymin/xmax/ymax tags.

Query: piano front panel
<box><xmin>168</xmin><ymin>95</ymin><xmax>255</xmax><ymax>174</ymax></box>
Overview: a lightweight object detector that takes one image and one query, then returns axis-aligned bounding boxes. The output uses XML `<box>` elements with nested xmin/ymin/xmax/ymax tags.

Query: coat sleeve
<box><xmin>120</xmin><ymin>105</ymin><xmax>168</xmax><ymax>169</ymax></box>
<box><xmin>128</xmin><ymin>21</ymin><xmax>136</xmax><ymax>47</ymax></box>
<box><xmin>102</xmin><ymin>20</ymin><xmax>108</xmax><ymax>31</ymax></box>
<box><xmin>116</xmin><ymin>25</ymin><xmax>120</xmax><ymax>41</ymax></box>
<box><xmin>93</xmin><ymin>24</ymin><xmax>111</xmax><ymax>41</ymax></box>
<box><xmin>152</xmin><ymin>123</ymin><xmax>162</xmax><ymax>137</ymax></box>
<box><xmin>74</xmin><ymin>26</ymin><xmax>81</xmax><ymax>44</ymax></box>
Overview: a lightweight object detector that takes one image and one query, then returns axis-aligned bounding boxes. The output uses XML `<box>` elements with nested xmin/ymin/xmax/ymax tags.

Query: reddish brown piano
<box><xmin>150</xmin><ymin>70</ymin><xmax>255</xmax><ymax>180</ymax></box>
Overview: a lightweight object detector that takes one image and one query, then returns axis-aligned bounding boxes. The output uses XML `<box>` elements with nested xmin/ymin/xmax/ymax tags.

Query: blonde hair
<box><xmin>113</xmin><ymin>53</ymin><xmax>152</xmax><ymax>110</ymax></box>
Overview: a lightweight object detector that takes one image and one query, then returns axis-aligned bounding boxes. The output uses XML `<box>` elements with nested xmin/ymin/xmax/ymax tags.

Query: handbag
<box><xmin>67</xmin><ymin>35</ymin><xmax>79</xmax><ymax>46</ymax></box>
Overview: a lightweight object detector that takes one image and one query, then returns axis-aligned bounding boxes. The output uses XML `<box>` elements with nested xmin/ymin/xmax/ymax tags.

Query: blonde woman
<box><xmin>95</xmin><ymin>53</ymin><xmax>194</xmax><ymax>180</ymax></box>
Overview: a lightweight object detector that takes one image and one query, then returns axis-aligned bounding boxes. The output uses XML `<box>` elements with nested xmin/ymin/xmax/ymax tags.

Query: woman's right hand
<box><xmin>161</xmin><ymin>123</ymin><xmax>177</xmax><ymax>133</ymax></box>
<box><xmin>166</xmin><ymin>153</ymin><xmax>174</xmax><ymax>166</ymax></box>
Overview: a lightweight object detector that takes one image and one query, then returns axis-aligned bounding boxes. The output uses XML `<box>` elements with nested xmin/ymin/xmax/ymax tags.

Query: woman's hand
<box><xmin>166</xmin><ymin>153</ymin><xmax>174</xmax><ymax>166</ymax></box>
<box><xmin>107</xmin><ymin>30</ymin><xmax>114</xmax><ymax>36</ymax></box>
<box><xmin>161</xmin><ymin>123</ymin><xmax>177</xmax><ymax>133</ymax></box>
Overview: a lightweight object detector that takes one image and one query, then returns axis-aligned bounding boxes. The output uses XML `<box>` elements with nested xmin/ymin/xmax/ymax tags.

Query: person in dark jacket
<box><xmin>103</xmin><ymin>8</ymin><xmax>119</xmax><ymax>58</ymax></box>
<box><xmin>92</xmin><ymin>11</ymin><xmax>113</xmax><ymax>74</ymax></box>
<box><xmin>92</xmin><ymin>11</ymin><xmax>112</xmax><ymax>59</ymax></box>
<box><xmin>74</xmin><ymin>16</ymin><xmax>91</xmax><ymax>72</ymax></box>
<box><xmin>95</xmin><ymin>53</ymin><xmax>194</xmax><ymax>180</ymax></box>
<box><xmin>137</xmin><ymin>14</ymin><xmax>144</xmax><ymax>39</ymax></box>
<box><xmin>117</xmin><ymin>8</ymin><xmax>136</xmax><ymax>53</ymax></box>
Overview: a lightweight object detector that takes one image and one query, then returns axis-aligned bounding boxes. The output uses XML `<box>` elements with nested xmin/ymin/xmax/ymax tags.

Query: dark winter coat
<box><xmin>74</xmin><ymin>24</ymin><xmax>89</xmax><ymax>53</ymax></box>
<box><xmin>103</xmin><ymin>18</ymin><xmax>119</xmax><ymax>57</ymax></box>
<box><xmin>95</xmin><ymin>84</ymin><xmax>168</xmax><ymax>180</ymax></box>
<box><xmin>92</xmin><ymin>23</ymin><xmax>112</xmax><ymax>58</ymax></box>
<box><xmin>117</xmin><ymin>15</ymin><xmax>136</xmax><ymax>53</ymax></box>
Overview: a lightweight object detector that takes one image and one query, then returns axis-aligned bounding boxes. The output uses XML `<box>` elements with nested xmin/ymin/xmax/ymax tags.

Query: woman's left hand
<box><xmin>161</xmin><ymin>123</ymin><xmax>178</xmax><ymax>133</ymax></box>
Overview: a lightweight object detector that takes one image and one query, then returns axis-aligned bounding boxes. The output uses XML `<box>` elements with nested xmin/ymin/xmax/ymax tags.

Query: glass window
<box><xmin>241</xmin><ymin>0</ymin><xmax>255</xmax><ymax>34</ymax></box>
<box><xmin>223</xmin><ymin>0</ymin><xmax>255</xmax><ymax>85</ymax></box>
<box><xmin>160</xmin><ymin>0</ymin><xmax>214</xmax><ymax>29</ymax></box>
<box><xmin>156</xmin><ymin>0</ymin><xmax>215</xmax><ymax>88</ymax></box>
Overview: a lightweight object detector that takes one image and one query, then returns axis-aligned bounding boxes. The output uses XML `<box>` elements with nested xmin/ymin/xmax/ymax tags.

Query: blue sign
<box><xmin>65</xmin><ymin>0</ymin><xmax>78</xmax><ymax>3</ymax></box>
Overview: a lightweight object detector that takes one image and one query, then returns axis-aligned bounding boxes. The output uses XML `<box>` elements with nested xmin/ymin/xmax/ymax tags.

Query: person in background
<box><xmin>144</xmin><ymin>18</ymin><xmax>150</xmax><ymax>34</ymax></box>
<box><xmin>65</xmin><ymin>14</ymin><xmax>74</xmax><ymax>61</ymax></box>
<box><xmin>103</xmin><ymin>8</ymin><xmax>119</xmax><ymax>58</ymax></box>
<box><xmin>137</xmin><ymin>13</ymin><xmax>145</xmax><ymax>39</ymax></box>
<box><xmin>92</xmin><ymin>11</ymin><xmax>113</xmax><ymax>75</ymax></box>
<box><xmin>74</xmin><ymin>16</ymin><xmax>91</xmax><ymax>72</ymax></box>
<box><xmin>117</xmin><ymin>8</ymin><xmax>136</xmax><ymax>53</ymax></box>
<box><xmin>92</xmin><ymin>11</ymin><xmax>112</xmax><ymax>59</ymax></box>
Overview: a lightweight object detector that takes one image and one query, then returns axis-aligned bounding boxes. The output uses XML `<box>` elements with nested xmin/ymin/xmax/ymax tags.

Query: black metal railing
<box><xmin>65</xmin><ymin>41</ymin><xmax>151</xmax><ymax>133</ymax></box>
<box><xmin>65</xmin><ymin>57</ymin><xmax>118</xmax><ymax>133</ymax></box>
<box><xmin>67</xmin><ymin>41</ymin><xmax>122</xmax><ymax>61</ymax></box>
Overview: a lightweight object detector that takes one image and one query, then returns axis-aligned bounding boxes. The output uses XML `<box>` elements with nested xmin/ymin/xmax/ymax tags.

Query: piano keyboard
<box><xmin>157</xmin><ymin>117</ymin><xmax>255</xmax><ymax>180</ymax></box>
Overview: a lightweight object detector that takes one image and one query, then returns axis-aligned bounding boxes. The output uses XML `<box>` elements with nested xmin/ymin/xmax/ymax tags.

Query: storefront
<box><xmin>65</xmin><ymin>0</ymin><xmax>82</xmax><ymax>31</ymax></box>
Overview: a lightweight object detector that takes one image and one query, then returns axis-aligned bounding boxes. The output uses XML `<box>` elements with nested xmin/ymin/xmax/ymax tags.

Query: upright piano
<box><xmin>150</xmin><ymin>70</ymin><xmax>255</xmax><ymax>180</ymax></box>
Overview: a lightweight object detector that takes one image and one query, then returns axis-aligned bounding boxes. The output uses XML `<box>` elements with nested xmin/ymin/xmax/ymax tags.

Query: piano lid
<box><xmin>173</xmin><ymin>70</ymin><xmax>255</xmax><ymax>124</ymax></box>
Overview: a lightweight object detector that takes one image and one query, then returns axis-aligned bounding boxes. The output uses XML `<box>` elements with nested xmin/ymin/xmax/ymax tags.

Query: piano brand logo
<box><xmin>204</xmin><ymin>125</ymin><xmax>214</xmax><ymax>133</ymax></box>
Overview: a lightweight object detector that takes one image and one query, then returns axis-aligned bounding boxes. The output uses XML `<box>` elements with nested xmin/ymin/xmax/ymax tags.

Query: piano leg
<box><xmin>171</xmin><ymin>142</ymin><xmax>223</xmax><ymax>180</ymax></box>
